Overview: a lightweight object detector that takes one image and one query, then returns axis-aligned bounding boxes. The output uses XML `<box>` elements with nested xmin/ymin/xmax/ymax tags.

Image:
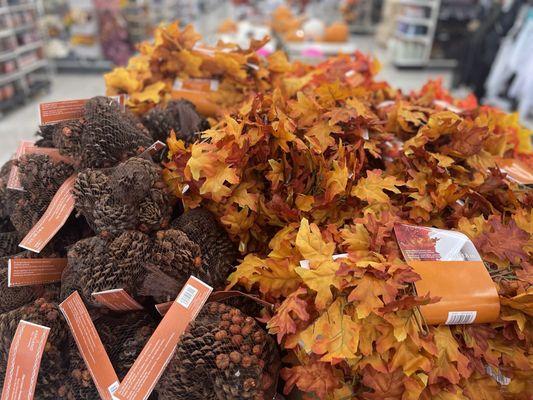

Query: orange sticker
<box><xmin>59</xmin><ymin>292</ymin><xmax>119</xmax><ymax>400</ymax></box>
<box><xmin>1</xmin><ymin>320</ymin><xmax>50</xmax><ymax>400</ymax></box>
<box><xmin>494</xmin><ymin>157</ymin><xmax>533</xmax><ymax>185</ymax></box>
<box><xmin>19</xmin><ymin>174</ymin><xmax>77</xmax><ymax>253</ymax></box>
<box><xmin>114</xmin><ymin>276</ymin><xmax>212</xmax><ymax>400</ymax></box>
<box><xmin>39</xmin><ymin>95</ymin><xmax>125</xmax><ymax>125</ymax></box>
<box><xmin>6</xmin><ymin>140</ymin><xmax>34</xmax><ymax>190</ymax></box>
<box><xmin>7</xmin><ymin>258</ymin><xmax>67</xmax><ymax>287</ymax></box>
<box><xmin>92</xmin><ymin>289</ymin><xmax>144</xmax><ymax>312</ymax></box>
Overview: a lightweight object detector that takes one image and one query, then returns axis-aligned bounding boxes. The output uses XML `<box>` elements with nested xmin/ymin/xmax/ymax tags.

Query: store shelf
<box><xmin>397</xmin><ymin>15</ymin><xmax>433</xmax><ymax>26</ymax></box>
<box><xmin>0</xmin><ymin>28</ymin><xmax>14</xmax><ymax>38</ymax></box>
<box><xmin>16</xmin><ymin>40</ymin><xmax>41</xmax><ymax>53</ymax></box>
<box><xmin>9</xmin><ymin>3</ymin><xmax>36</xmax><ymax>13</ymax></box>
<box><xmin>13</xmin><ymin>22</ymin><xmax>36</xmax><ymax>33</ymax></box>
<box><xmin>395</xmin><ymin>31</ymin><xmax>430</xmax><ymax>44</ymax></box>
<box><xmin>0</xmin><ymin>58</ymin><xmax>47</xmax><ymax>85</ymax></box>
<box><xmin>396</xmin><ymin>0</ymin><xmax>438</xmax><ymax>8</ymax></box>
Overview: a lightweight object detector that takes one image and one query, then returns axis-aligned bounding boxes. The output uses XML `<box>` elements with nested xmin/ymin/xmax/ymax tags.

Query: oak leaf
<box><xmin>268</xmin><ymin>287</ymin><xmax>310</xmax><ymax>343</ymax></box>
<box><xmin>281</xmin><ymin>361</ymin><xmax>343</xmax><ymax>399</ymax></box>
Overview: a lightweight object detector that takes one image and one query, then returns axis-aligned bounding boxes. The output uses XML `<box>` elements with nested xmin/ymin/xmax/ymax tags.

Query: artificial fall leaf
<box><xmin>297</xmin><ymin>298</ymin><xmax>360</xmax><ymax>363</ymax></box>
<box><xmin>324</xmin><ymin>161</ymin><xmax>349</xmax><ymax>202</ymax></box>
<box><xmin>129</xmin><ymin>81</ymin><xmax>166</xmax><ymax>104</ymax></box>
<box><xmin>200</xmin><ymin>162</ymin><xmax>240</xmax><ymax>201</ymax></box>
<box><xmin>341</xmin><ymin>224</ymin><xmax>370</xmax><ymax>254</ymax></box>
<box><xmin>296</xmin><ymin>259</ymin><xmax>342</xmax><ymax>310</ymax></box>
<box><xmin>295</xmin><ymin>219</ymin><xmax>335</xmax><ymax>264</ymax></box>
<box><xmin>268</xmin><ymin>287</ymin><xmax>310</xmax><ymax>343</ymax></box>
<box><xmin>352</xmin><ymin>169</ymin><xmax>403</xmax><ymax>204</ymax></box>
<box><xmin>281</xmin><ymin>361</ymin><xmax>343</xmax><ymax>399</ymax></box>
<box><xmin>227</xmin><ymin>255</ymin><xmax>301</xmax><ymax>298</ymax></box>
<box><xmin>474</xmin><ymin>217</ymin><xmax>529</xmax><ymax>265</ymax></box>
<box><xmin>500</xmin><ymin>289</ymin><xmax>533</xmax><ymax>317</ymax></box>
<box><xmin>461</xmin><ymin>373</ymin><xmax>504</xmax><ymax>400</ymax></box>
<box><xmin>429</xmin><ymin>327</ymin><xmax>471</xmax><ymax>385</ymax></box>
<box><xmin>305</xmin><ymin>121</ymin><xmax>341</xmax><ymax>154</ymax></box>
<box><xmin>348</xmin><ymin>272</ymin><xmax>400</xmax><ymax>319</ymax></box>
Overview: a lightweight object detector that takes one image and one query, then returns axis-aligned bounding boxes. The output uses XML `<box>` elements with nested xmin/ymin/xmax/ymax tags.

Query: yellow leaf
<box><xmin>296</xmin><ymin>194</ymin><xmax>314</xmax><ymax>212</ymax></box>
<box><xmin>186</xmin><ymin>142</ymin><xmax>218</xmax><ymax>180</ymax></box>
<box><xmin>129</xmin><ymin>81</ymin><xmax>166</xmax><ymax>104</ymax></box>
<box><xmin>351</xmin><ymin>170</ymin><xmax>403</xmax><ymax>204</ymax></box>
<box><xmin>341</xmin><ymin>224</ymin><xmax>370</xmax><ymax>253</ymax></box>
<box><xmin>301</xmin><ymin>298</ymin><xmax>361</xmax><ymax>363</ymax></box>
<box><xmin>229</xmin><ymin>182</ymin><xmax>259</xmax><ymax>211</ymax></box>
<box><xmin>200</xmin><ymin>162</ymin><xmax>239</xmax><ymax>201</ymax></box>
<box><xmin>324</xmin><ymin>160</ymin><xmax>348</xmax><ymax>202</ymax></box>
<box><xmin>305</xmin><ymin>121</ymin><xmax>341</xmax><ymax>154</ymax></box>
<box><xmin>227</xmin><ymin>255</ymin><xmax>301</xmax><ymax>298</ymax></box>
<box><xmin>295</xmin><ymin>218</ymin><xmax>335</xmax><ymax>264</ymax></box>
<box><xmin>104</xmin><ymin>68</ymin><xmax>140</xmax><ymax>93</ymax></box>
<box><xmin>296</xmin><ymin>259</ymin><xmax>342</xmax><ymax>310</ymax></box>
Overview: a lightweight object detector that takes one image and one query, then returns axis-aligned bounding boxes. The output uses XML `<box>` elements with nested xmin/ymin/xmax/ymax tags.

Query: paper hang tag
<box><xmin>39</xmin><ymin>95</ymin><xmax>125</xmax><ymax>125</ymax></box>
<box><xmin>92</xmin><ymin>289</ymin><xmax>144</xmax><ymax>312</ymax></box>
<box><xmin>59</xmin><ymin>292</ymin><xmax>119</xmax><ymax>400</ymax></box>
<box><xmin>7</xmin><ymin>258</ymin><xmax>67</xmax><ymax>287</ymax></box>
<box><xmin>1</xmin><ymin>320</ymin><xmax>50</xmax><ymax>400</ymax></box>
<box><xmin>494</xmin><ymin>157</ymin><xmax>533</xmax><ymax>185</ymax></box>
<box><xmin>6</xmin><ymin>140</ymin><xmax>34</xmax><ymax>190</ymax></box>
<box><xmin>19</xmin><ymin>174</ymin><xmax>77</xmax><ymax>253</ymax></box>
<box><xmin>113</xmin><ymin>276</ymin><xmax>213</xmax><ymax>400</ymax></box>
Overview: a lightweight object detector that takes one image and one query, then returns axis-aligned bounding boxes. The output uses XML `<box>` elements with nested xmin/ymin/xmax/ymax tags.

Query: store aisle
<box><xmin>0</xmin><ymin>74</ymin><xmax>105</xmax><ymax>164</ymax></box>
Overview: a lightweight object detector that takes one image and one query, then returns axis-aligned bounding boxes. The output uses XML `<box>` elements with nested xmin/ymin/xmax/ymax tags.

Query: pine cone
<box><xmin>60</xmin><ymin>338</ymin><xmax>98</xmax><ymax>400</ymax></box>
<box><xmin>0</xmin><ymin>231</ymin><xmax>20</xmax><ymax>258</ymax></box>
<box><xmin>0</xmin><ymin>298</ymin><xmax>68</xmax><ymax>399</ymax></box>
<box><xmin>52</xmin><ymin>119</ymin><xmax>84</xmax><ymax>158</ymax></box>
<box><xmin>74</xmin><ymin>157</ymin><xmax>172</xmax><ymax>235</ymax></box>
<box><xmin>0</xmin><ymin>160</ymin><xmax>15</xmax><ymax>232</ymax></box>
<box><xmin>151</xmin><ymin>228</ymin><xmax>202</xmax><ymax>285</ymax></box>
<box><xmin>34</xmin><ymin>124</ymin><xmax>56</xmax><ymax>147</ymax></box>
<box><xmin>157</xmin><ymin>303</ymin><xmax>279</xmax><ymax>400</ymax></box>
<box><xmin>61</xmin><ymin>231</ymin><xmax>151</xmax><ymax>307</ymax></box>
<box><xmin>142</xmin><ymin>99</ymin><xmax>209</xmax><ymax>143</ymax></box>
<box><xmin>172</xmin><ymin>209</ymin><xmax>237</xmax><ymax>289</ymax></box>
<box><xmin>9</xmin><ymin>154</ymin><xmax>74</xmax><ymax>235</ymax></box>
<box><xmin>80</xmin><ymin>96</ymin><xmax>152</xmax><ymax>168</ymax></box>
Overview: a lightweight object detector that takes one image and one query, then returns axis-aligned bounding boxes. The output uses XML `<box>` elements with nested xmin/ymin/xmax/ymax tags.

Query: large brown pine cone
<box><xmin>74</xmin><ymin>157</ymin><xmax>172</xmax><ymax>235</ymax></box>
<box><xmin>51</xmin><ymin>120</ymin><xmax>84</xmax><ymax>158</ymax></box>
<box><xmin>142</xmin><ymin>99</ymin><xmax>209</xmax><ymax>143</ymax></box>
<box><xmin>157</xmin><ymin>303</ymin><xmax>279</xmax><ymax>400</ymax></box>
<box><xmin>80</xmin><ymin>96</ymin><xmax>152</xmax><ymax>168</ymax></box>
<box><xmin>9</xmin><ymin>154</ymin><xmax>74</xmax><ymax>235</ymax></box>
<box><xmin>61</xmin><ymin>231</ymin><xmax>151</xmax><ymax>307</ymax></box>
<box><xmin>172</xmin><ymin>209</ymin><xmax>237</xmax><ymax>289</ymax></box>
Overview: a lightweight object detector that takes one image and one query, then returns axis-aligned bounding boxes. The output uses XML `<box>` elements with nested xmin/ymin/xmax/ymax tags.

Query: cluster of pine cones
<box><xmin>0</xmin><ymin>96</ymin><xmax>280</xmax><ymax>399</ymax></box>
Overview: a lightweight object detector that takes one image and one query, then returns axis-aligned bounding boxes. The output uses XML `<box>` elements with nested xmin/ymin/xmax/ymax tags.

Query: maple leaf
<box><xmin>104</xmin><ymin>67</ymin><xmax>140</xmax><ymax>93</ymax></box>
<box><xmin>305</xmin><ymin>121</ymin><xmax>341</xmax><ymax>154</ymax></box>
<box><xmin>429</xmin><ymin>326</ymin><xmax>471</xmax><ymax>385</ymax></box>
<box><xmin>352</xmin><ymin>170</ymin><xmax>403</xmax><ymax>204</ymax></box>
<box><xmin>361</xmin><ymin>367</ymin><xmax>406</xmax><ymax>400</ymax></box>
<box><xmin>295</xmin><ymin>218</ymin><xmax>335</xmax><ymax>264</ymax></box>
<box><xmin>462</xmin><ymin>372</ymin><xmax>505</xmax><ymax>400</ymax></box>
<box><xmin>324</xmin><ymin>160</ymin><xmax>348</xmax><ymax>202</ymax></box>
<box><xmin>291</xmin><ymin>91</ymin><xmax>321</xmax><ymax>126</ymax></box>
<box><xmin>200</xmin><ymin>162</ymin><xmax>240</xmax><ymax>201</ymax></box>
<box><xmin>229</xmin><ymin>182</ymin><xmax>259</xmax><ymax>211</ymax></box>
<box><xmin>348</xmin><ymin>273</ymin><xmax>399</xmax><ymax>319</ymax></box>
<box><xmin>500</xmin><ymin>289</ymin><xmax>533</xmax><ymax>317</ymax></box>
<box><xmin>315</xmin><ymin>81</ymin><xmax>350</xmax><ymax>108</ymax></box>
<box><xmin>474</xmin><ymin>217</ymin><xmax>529</xmax><ymax>265</ymax></box>
<box><xmin>296</xmin><ymin>259</ymin><xmax>342</xmax><ymax>310</ymax></box>
<box><xmin>341</xmin><ymin>224</ymin><xmax>370</xmax><ymax>254</ymax></box>
<box><xmin>281</xmin><ymin>361</ymin><xmax>343</xmax><ymax>399</ymax></box>
<box><xmin>268</xmin><ymin>287</ymin><xmax>309</xmax><ymax>343</ymax></box>
<box><xmin>226</xmin><ymin>255</ymin><xmax>301</xmax><ymax>298</ymax></box>
<box><xmin>129</xmin><ymin>81</ymin><xmax>166</xmax><ymax>104</ymax></box>
<box><xmin>296</xmin><ymin>298</ymin><xmax>360</xmax><ymax>363</ymax></box>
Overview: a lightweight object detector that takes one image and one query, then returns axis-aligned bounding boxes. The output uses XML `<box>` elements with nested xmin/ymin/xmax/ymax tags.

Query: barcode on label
<box><xmin>108</xmin><ymin>381</ymin><xmax>119</xmax><ymax>395</ymax></box>
<box><xmin>176</xmin><ymin>284</ymin><xmax>198</xmax><ymax>309</ymax></box>
<box><xmin>485</xmin><ymin>365</ymin><xmax>510</xmax><ymax>386</ymax></box>
<box><xmin>445</xmin><ymin>311</ymin><xmax>477</xmax><ymax>325</ymax></box>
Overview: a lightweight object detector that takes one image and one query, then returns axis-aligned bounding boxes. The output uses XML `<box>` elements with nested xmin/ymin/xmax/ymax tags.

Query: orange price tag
<box><xmin>113</xmin><ymin>276</ymin><xmax>212</xmax><ymax>400</ymax></box>
<box><xmin>39</xmin><ymin>95</ymin><xmax>125</xmax><ymax>125</ymax></box>
<box><xmin>59</xmin><ymin>292</ymin><xmax>119</xmax><ymax>400</ymax></box>
<box><xmin>7</xmin><ymin>258</ymin><xmax>67</xmax><ymax>286</ymax></box>
<box><xmin>1</xmin><ymin>320</ymin><xmax>50</xmax><ymax>400</ymax></box>
<box><xmin>19</xmin><ymin>174</ymin><xmax>77</xmax><ymax>253</ymax></box>
<box><xmin>92</xmin><ymin>289</ymin><xmax>144</xmax><ymax>312</ymax></box>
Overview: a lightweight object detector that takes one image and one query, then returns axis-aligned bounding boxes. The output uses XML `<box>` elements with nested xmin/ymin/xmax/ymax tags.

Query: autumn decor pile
<box><xmin>0</xmin><ymin>20</ymin><xmax>532</xmax><ymax>400</ymax></box>
<box><xmin>103</xmin><ymin>23</ymin><xmax>533</xmax><ymax>400</ymax></box>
